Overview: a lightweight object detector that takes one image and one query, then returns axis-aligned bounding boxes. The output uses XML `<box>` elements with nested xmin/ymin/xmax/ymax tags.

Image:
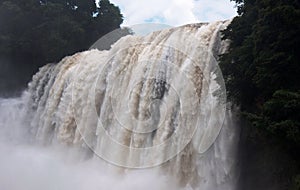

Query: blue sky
<box><xmin>108</xmin><ymin>0</ymin><xmax>237</xmax><ymax>26</ymax></box>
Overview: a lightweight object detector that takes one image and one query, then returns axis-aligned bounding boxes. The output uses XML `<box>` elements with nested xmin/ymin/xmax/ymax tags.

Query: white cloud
<box><xmin>110</xmin><ymin>0</ymin><xmax>197</xmax><ymax>26</ymax></box>
<box><xmin>109</xmin><ymin>0</ymin><xmax>237</xmax><ymax>26</ymax></box>
<box><xmin>193</xmin><ymin>0</ymin><xmax>237</xmax><ymax>22</ymax></box>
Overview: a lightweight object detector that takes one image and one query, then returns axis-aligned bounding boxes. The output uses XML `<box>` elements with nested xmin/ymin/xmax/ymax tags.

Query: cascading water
<box><xmin>0</xmin><ymin>20</ymin><xmax>239</xmax><ymax>190</ymax></box>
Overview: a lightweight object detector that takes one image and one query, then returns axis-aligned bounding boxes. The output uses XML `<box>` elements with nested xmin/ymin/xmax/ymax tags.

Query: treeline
<box><xmin>221</xmin><ymin>0</ymin><xmax>300</xmax><ymax>188</ymax></box>
<box><xmin>0</xmin><ymin>0</ymin><xmax>123</xmax><ymax>96</ymax></box>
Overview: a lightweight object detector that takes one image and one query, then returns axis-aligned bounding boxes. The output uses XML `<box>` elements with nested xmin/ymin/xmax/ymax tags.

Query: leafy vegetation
<box><xmin>0</xmin><ymin>0</ymin><xmax>123</xmax><ymax>96</ymax></box>
<box><xmin>221</xmin><ymin>0</ymin><xmax>300</xmax><ymax>188</ymax></box>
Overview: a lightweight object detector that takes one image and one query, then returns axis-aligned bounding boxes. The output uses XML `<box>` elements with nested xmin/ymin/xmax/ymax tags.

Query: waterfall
<box><xmin>0</xmin><ymin>20</ymin><xmax>239</xmax><ymax>190</ymax></box>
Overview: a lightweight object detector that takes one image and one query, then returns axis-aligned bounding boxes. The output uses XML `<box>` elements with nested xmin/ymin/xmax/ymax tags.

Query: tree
<box><xmin>220</xmin><ymin>0</ymin><xmax>300</xmax><ymax>188</ymax></box>
<box><xmin>0</xmin><ymin>0</ymin><xmax>123</xmax><ymax>96</ymax></box>
<box><xmin>221</xmin><ymin>0</ymin><xmax>300</xmax><ymax>145</ymax></box>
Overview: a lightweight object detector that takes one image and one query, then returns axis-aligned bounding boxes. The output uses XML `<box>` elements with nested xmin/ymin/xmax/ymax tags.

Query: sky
<box><xmin>108</xmin><ymin>0</ymin><xmax>237</xmax><ymax>26</ymax></box>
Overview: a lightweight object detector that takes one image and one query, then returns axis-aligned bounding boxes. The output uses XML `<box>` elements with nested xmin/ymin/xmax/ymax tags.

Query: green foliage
<box><xmin>246</xmin><ymin>90</ymin><xmax>300</xmax><ymax>145</ymax></box>
<box><xmin>221</xmin><ymin>0</ymin><xmax>300</xmax><ymax>187</ymax></box>
<box><xmin>221</xmin><ymin>0</ymin><xmax>300</xmax><ymax>144</ymax></box>
<box><xmin>0</xmin><ymin>0</ymin><xmax>123</xmax><ymax>96</ymax></box>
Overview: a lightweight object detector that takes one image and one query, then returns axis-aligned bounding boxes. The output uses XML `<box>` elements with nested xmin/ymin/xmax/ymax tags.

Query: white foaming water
<box><xmin>0</xmin><ymin>21</ymin><xmax>239</xmax><ymax>190</ymax></box>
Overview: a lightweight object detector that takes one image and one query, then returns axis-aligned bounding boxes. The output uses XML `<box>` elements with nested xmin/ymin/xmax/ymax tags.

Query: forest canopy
<box><xmin>221</xmin><ymin>0</ymin><xmax>300</xmax><ymax>147</ymax></box>
<box><xmin>221</xmin><ymin>0</ymin><xmax>300</xmax><ymax>188</ymax></box>
<box><xmin>0</xmin><ymin>0</ymin><xmax>123</xmax><ymax>96</ymax></box>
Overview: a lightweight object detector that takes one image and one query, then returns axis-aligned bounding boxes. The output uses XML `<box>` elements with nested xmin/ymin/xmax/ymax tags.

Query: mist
<box><xmin>0</xmin><ymin>144</ymin><xmax>182</xmax><ymax>190</ymax></box>
<box><xmin>0</xmin><ymin>97</ymin><xmax>184</xmax><ymax>190</ymax></box>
